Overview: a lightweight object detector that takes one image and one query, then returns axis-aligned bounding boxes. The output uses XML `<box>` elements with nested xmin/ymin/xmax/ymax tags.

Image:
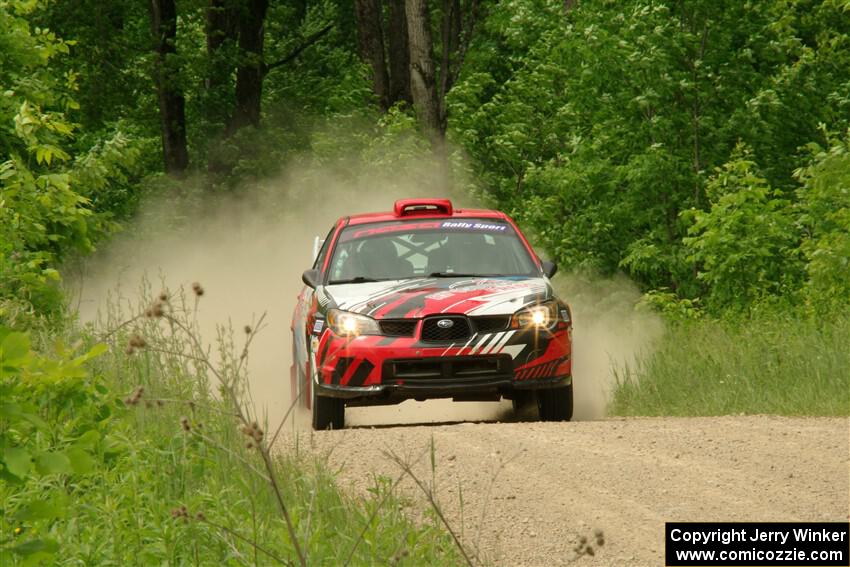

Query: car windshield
<box><xmin>327</xmin><ymin>218</ymin><xmax>539</xmax><ymax>283</ymax></box>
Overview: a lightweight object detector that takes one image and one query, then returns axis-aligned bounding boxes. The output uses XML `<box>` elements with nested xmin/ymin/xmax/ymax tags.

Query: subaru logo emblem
<box><xmin>437</xmin><ymin>319</ymin><xmax>454</xmax><ymax>329</ymax></box>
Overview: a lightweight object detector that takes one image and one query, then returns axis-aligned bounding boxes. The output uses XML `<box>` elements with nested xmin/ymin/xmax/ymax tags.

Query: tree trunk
<box><xmin>227</xmin><ymin>0</ymin><xmax>268</xmax><ymax>134</ymax></box>
<box><xmin>206</xmin><ymin>0</ymin><xmax>237</xmax><ymax>119</ymax></box>
<box><xmin>355</xmin><ymin>0</ymin><xmax>390</xmax><ymax>110</ymax></box>
<box><xmin>205</xmin><ymin>0</ymin><xmax>237</xmax><ymax>173</ymax></box>
<box><xmin>206</xmin><ymin>0</ymin><xmax>237</xmax><ymax>88</ymax></box>
<box><xmin>293</xmin><ymin>0</ymin><xmax>307</xmax><ymax>23</ymax></box>
<box><xmin>149</xmin><ymin>0</ymin><xmax>189</xmax><ymax>174</ymax></box>
<box><xmin>387</xmin><ymin>0</ymin><xmax>411</xmax><ymax>105</ymax></box>
<box><xmin>405</xmin><ymin>0</ymin><xmax>443</xmax><ymax>145</ymax></box>
<box><xmin>438</xmin><ymin>0</ymin><xmax>461</xmax><ymax>127</ymax></box>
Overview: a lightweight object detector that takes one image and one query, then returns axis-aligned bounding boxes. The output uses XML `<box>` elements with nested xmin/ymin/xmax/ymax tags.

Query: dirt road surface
<box><xmin>288</xmin><ymin>413</ymin><xmax>849</xmax><ymax>566</ymax></box>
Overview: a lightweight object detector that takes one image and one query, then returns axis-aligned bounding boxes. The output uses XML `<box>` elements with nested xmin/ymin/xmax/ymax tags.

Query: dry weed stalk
<box><xmin>109</xmin><ymin>283</ymin><xmax>307</xmax><ymax>567</ymax></box>
<box><xmin>341</xmin><ymin>446</ymin><xmax>431</xmax><ymax>567</ymax></box>
<box><xmin>173</xmin><ymin>504</ymin><xmax>291</xmax><ymax>566</ymax></box>
<box><xmin>383</xmin><ymin>448</ymin><xmax>478</xmax><ymax>567</ymax></box>
<box><xmin>108</xmin><ymin>280</ymin><xmax>475</xmax><ymax>566</ymax></box>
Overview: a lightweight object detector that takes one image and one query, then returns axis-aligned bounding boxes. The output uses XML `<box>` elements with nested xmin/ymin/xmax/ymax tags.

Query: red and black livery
<box><xmin>291</xmin><ymin>199</ymin><xmax>573</xmax><ymax>429</ymax></box>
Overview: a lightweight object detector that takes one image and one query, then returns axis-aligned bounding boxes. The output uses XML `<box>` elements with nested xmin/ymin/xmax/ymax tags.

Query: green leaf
<box><xmin>0</xmin><ymin>403</ymin><xmax>49</xmax><ymax>430</ymax></box>
<box><xmin>19</xmin><ymin>411</ymin><xmax>49</xmax><ymax>431</ymax></box>
<box><xmin>35</xmin><ymin>451</ymin><xmax>72</xmax><ymax>475</ymax></box>
<box><xmin>71</xmin><ymin>342</ymin><xmax>107</xmax><ymax>365</ymax></box>
<box><xmin>14</xmin><ymin>494</ymin><xmax>68</xmax><ymax>521</ymax></box>
<box><xmin>102</xmin><ymin>434</ymin><xmax>128</xmax><ymax>456</ymax></box>
<box><xmin>0</xmin><ymin>402</ymin><xmax>24</xmax><ymax>418</ymax></box>
<box><xmin>42</xmin><ymin>268</ymin><xmax>60</xmax><ymax>281</ymax></box>
<box><xmin>1</xmin><ymin>332</ymin><xmax>30</xmax><ymax>363</ymax></box>
<box><xmin>73</xmin><ymin>429</ymin><xmax>101</xmax><ymax>448</ymax></box>
<box><xmin>66</xmin><ymin>446</ymin><xmax>96</xmax><ymax>474</ymax></box>
<box><xmin>2</xmin><ymin>447</ymin><xmax>33</xmax><ymax>479</ymax></box>
<box><xmin>10</xmin><ymin>538</ymin><xmax>59</xmax><ymax>558</ymax></box>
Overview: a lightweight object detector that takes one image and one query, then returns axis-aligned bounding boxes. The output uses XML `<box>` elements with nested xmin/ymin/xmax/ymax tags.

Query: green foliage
<box><xmin>1</xmin><ymin>2</ymin><xmax>848</xmax><ymax>557</ymax></box>
<box><xmin>683</xmin><ymin>146</ymin><xmax>803</xmax><ymax>312</ymax></box>
<box><xmin>3</xmin><ymin>0</ymin><xmax>365</xmax><ymax>317</ymax></box>
<box><xmin>1</xmin><ymin>286</ymin><xmax>462</xmax><ymax>565</ymax></box>
<box><xmin>4</xmin><ymin>0</ymin><xmax>847</xmax><ymax>319</ymax></box>
<box><xmin>0</xmin><ymin>326</ymin><xmax>116</xmax><ymax>564</ymax></box>
<box><xmin>1</xmin><ymin>1</ymin><xmax>143</xmax><ymax>320</ymax></box>
<box><xmin>610</xmin><ymin>310</ymin><xmax>850</xmax><ymax>416</ymax></box>
<box><xmin>451</xmin><ymin>0</ymin><xmax>850</xmax><ymax>313</ymax></box>
<box><xmin>639</xmin><ymin>289</ymin><xmax>704</xmax><ymax>321</ymax></box>
<box><xmin>794</xmin><ymin>131</ymin><xmax>850</xmax><ymax>310</ymax></box>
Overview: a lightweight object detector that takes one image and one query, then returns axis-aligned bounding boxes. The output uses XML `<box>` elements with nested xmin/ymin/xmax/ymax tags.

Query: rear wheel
<box><xmin>537</xmin><ymin>384</ymin><xmax>573</xmax><ymax>422</ymax></box>
<box><xmin>312</xmin><ymin>385</ymin><xmax>345</xmax><ymax>430</ymax></box>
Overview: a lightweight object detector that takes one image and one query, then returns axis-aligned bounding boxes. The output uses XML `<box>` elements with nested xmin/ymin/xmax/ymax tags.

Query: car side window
<box><xmin>313</xmin><ymin>226</ymin><xmax>337</xmax><ymax>271</ymax></box>
<box><xmin>330</xmin><ymin>247</ymin><xmax>351</xmax><ymax>280</ymax></box>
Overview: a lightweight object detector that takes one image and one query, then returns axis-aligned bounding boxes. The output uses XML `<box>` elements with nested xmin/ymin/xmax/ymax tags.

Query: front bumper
<box><xmin>316</xmin><ymin>324</ymin><xmax>571</xmax><ymax>380</ymax></box>
<box><xmin>315</xmin><ymin>374</ymin><xmax>572</xmax><ymax>405</ymax></box>
<box><xmin>310</xmin><ymin>322</ymin><xmax>572</xmax><ymax>407</ymax></box>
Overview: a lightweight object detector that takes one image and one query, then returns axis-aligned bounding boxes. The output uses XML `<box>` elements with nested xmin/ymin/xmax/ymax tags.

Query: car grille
<box><xmin>471</xmin><ymin>315</ymin><xmax>510</xmax><ymax>333</ymax></box>
<box><xmin>421</xmin><ymin>316</ymin><xmax>472</xmax><ymax>342</ymax></box>
<box><xmin>379</xmin><ymin>320</ymin><xmax>417</xmax><ymax>337</ymax></box>
<box><xmin>383</xmin><ymin>355</ymin><xmax>513</xmax><ymax>386</ymax></box>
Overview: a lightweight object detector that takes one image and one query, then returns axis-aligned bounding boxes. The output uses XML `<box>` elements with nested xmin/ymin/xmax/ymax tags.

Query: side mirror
<box><xmin>541</xmin><ymin>260</ymin><xmax>557</xmax><ymax>279</ymax></box>
<box><xmin>302</xmin><ymin>269</ymin><xmax>320</xmax><ymax>288</ymax></box>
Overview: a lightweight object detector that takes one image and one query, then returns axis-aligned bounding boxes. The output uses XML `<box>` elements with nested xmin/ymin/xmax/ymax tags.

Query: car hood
<box><xmin>319</xmin><ymin>277</ymin><xmax>552</xmax><ymax>319</ymax></box>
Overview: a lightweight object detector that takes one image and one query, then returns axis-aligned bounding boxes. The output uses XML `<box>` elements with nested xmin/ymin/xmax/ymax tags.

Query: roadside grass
<box><xmin>610</xmin><ymin>310</ymin><xmax>850</xmax><ymax>416</ymax></box>
<box><xmin>1</xmin><ymin>284</ymin><xmax>461</xmax><ymax>565</ymax></box>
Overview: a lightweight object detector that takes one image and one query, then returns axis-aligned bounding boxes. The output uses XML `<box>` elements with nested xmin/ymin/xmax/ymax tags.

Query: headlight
<box><xmin>511</xmin><ymin>300</ymin><xmax>560</xmax><ymax>329</ymax></box>
<box><xmin>327</xmin><ymin>309</ymin><xmax>381</xmax><ymax>336</ymax></box>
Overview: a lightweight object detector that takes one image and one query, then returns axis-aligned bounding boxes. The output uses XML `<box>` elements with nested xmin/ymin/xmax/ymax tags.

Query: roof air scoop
<box><xmin>393</xmin><ymin>199</ymin><xmax>453</xmax><ymax>217</ymax></box>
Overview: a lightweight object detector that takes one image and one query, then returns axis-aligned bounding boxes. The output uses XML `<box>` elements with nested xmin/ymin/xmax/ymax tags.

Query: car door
<box><xmin>291</xmin><ymin>225</ymin><xmax>337</xmax><ymax>407</ymax></box>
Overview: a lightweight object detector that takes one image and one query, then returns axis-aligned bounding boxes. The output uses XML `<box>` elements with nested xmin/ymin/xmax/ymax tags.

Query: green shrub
<box><xmin>683</xmin><ymin>145</ymin><xmax>803</xmax><ymax>313</ymax></box>
<box><xmin>0</xmin><ymin>2</ymin><xmax>145</xmax><ymax>319</ymax></box>
<box><xmin>1</xmin><ymin>286</ymin><xmax>462</xmax><ymax>565</ymax></box>
<box><xmin>0</xmin><ymin>327</ymin><xmax>116</xmax><ymax>565</ymax></box>
<box><xmin>794</xmin><ymin>132</ymin><xmax>850</xmax><ymax>311</ymax></box>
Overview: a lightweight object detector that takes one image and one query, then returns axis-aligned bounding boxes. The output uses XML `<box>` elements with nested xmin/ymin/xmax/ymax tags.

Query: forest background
<box><xmin>1</xmin><ymin>0</ymin><xmax>848</xmax><ymax>564</ymax></box>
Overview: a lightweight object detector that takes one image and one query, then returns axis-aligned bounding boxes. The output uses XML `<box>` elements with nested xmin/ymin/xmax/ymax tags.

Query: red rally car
<box><xmin>291</xmin><ymin>199</ymin><xmax>573</xmax><ymax>430</ymax></box>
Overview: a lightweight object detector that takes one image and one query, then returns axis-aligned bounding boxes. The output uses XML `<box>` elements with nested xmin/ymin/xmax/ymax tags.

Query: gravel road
<box><xmin>289</xmin><ymin>413</ymin><xmax>849</xmax><ymax>566</ymax></box>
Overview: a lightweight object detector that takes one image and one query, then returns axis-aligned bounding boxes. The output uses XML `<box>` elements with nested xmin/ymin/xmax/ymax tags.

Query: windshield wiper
<box><xmin>327</xmin><ymin>276</ymin><xmax>382</xmax><ymax>285</ymax></box>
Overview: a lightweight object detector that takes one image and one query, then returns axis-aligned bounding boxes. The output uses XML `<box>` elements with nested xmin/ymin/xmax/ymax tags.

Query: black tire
<box><xmin>511</xmin><ymin>390</ymin><xmax>535</xmax><ymax>414</ymax></box>
<box><xmin>537</xmin><ymin>383</ymin><xmax>573</xmax><ymax>422</ymax></box>
<box><xmin>311</xmin><ymin>385</ymin><xmax>345</xmax><ymax>430</ymax></box>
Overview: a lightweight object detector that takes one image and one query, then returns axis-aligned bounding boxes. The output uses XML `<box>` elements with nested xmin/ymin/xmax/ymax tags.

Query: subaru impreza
<box><xmin>291</xmin><ymin>199</ymin><xmax>573</xmax><ymax>429</ymax></box>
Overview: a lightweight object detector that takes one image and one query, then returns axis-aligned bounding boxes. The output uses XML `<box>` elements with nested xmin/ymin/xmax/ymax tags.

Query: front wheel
<box><xmin>312</xmin><ymin>385</ymin><xmax>345</xmax><ymax>430</ymax></box>
<box><xmin>537</xmin><ymin>384</ymin><xmax>573</xmax><ymax>422</ymax></box>
<box><xmin>511</xmin><ymin>390</ymin><xmax>535</xmax><ymax>417</ymax></box>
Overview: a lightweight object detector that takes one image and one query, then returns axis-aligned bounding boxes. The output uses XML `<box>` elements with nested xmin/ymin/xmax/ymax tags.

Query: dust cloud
<box><xmin>71</xmin><ymin>155</ymin><xmax>489</xmax><ymax>429</ymax></box>
<box><xmin>551</xmin><ymin>273</ymin><xmax>664</xmax><ymax>420</ymax></box>
<box><xmin>70</xmin><ymin>154</ymin><xmax>660</xmax><ymax>429</ymax></box>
